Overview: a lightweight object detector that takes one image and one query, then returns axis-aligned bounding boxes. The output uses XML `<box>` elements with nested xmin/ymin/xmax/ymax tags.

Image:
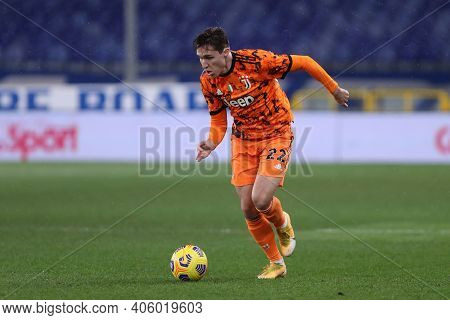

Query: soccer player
<box><xmin>194</xmin><ymin>27</ymin><xmax>349</xmax><ymax>279</ymax></box>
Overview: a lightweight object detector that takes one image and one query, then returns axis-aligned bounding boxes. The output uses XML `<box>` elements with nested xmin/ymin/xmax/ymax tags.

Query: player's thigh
<box><xmin>252</xmin><ymin>175</ymin><xmax>282</xmax><ymax>210</ymax></box>
<box><xmin>235</xmin><ymin>184</ymin><xmax>253</xmax><ymax>203</ymax></box>
<box><xmin>257</xmin><ymin>136</ymin><xmax>292</xmax><ymax>188</ymax></box>
<box><xmin>231</xmin><ymin>138</ymin><xmax>259</xmax><ymax>187</ymax></box>
<box><xmin>251</xmin><ymin>137</ymin><xmax>292</xmax><ymax>209</ymax></box>
<box><xmin>258</xmin><ymin>136</ymin><xmax>292</xmax><ymax>179</ymax></box>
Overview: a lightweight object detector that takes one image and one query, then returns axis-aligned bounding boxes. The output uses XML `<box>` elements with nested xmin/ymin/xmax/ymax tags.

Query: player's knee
<box><xmin>241</xmin><ymin>200</ymin><xmax>254</xmax><ymax>215</ymax></box>
<box><xmin>251</xmin><ymin>193</ymin><xmax>271</xmax><ymax>212</ymax></box>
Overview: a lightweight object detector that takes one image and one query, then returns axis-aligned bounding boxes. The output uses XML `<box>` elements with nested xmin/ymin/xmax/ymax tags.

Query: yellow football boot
<box><xmin>276</xmin><ymin>212</ymin><xmax>296</xmax><ymax>257</ymax></box>
<box><xmin>257</xmin><ymin>262</ymin><xmax>287</xmax><ymax>279</ymax></box>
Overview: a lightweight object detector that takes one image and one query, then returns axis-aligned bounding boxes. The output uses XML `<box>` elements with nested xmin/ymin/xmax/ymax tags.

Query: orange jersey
<box><xmin>200</xmin><ymin>49</ymin><xmax>294</xmax><ymax>141</ymax></box>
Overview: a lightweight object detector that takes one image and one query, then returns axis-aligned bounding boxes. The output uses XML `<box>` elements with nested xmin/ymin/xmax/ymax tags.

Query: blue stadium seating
<box><xmin>0</xmin><ymin>0</ymin><xmax>448</xmax><ymax>65</ymax></box>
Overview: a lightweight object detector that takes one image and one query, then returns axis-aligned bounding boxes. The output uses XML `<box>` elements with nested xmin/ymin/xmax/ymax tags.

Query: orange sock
<box><xmin>257</xmin><ymin>197</ymin><xmax>286</xmax><ymax>228</ymax></box>
<box><xmin>246</xmin><ymin>214</ymin><xmax>282</xmax><ymax>262</ymax></box>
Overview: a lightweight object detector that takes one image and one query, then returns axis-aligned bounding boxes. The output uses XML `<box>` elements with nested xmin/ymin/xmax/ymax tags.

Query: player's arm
<box><xmin>290</xmin><ymin>55</ymin><xmax>350</xmax><ymax>107</ymax></box>
<box><xmin>196</xmin><ymin>108</ymin><xmax>227</xmax><ymax>162</ymax></box>
<box><xmin>257</xmin><ymin>50</ymin><xmax>349</xmax><ymax>107</ymax></box>
<box><xmin>197</xmin><ymin>78</ymin><xmax>228</xmax><ymax>162</ymax></box>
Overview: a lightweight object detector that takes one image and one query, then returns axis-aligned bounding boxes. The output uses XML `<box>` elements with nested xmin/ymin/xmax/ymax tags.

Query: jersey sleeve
<box><xmin>200</xmin><ymin>76</ymin><xmax>226</xmax><ymax>115</ymax></box>
<box><xmin>208</xmin><ymin>108</ymin><xmax>227</xmax><ymax>146</ymax></box>
<box><xmin>257</xmin><ymin>49</ymin><xmax>293</xmax><ymax>80</ymax></box>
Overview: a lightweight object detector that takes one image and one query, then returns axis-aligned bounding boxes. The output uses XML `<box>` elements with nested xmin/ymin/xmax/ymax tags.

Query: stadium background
<box><xmin>0</xmin><ymin>0</ymin><xmax>449</xmax><ymax>299</ymax></box>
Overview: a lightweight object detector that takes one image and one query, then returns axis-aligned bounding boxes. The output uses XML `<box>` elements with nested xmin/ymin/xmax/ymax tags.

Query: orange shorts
<box><xmin>231</xmin><ymin>133</ymin><xmax>293</xmax><ymax>187</ymax></box>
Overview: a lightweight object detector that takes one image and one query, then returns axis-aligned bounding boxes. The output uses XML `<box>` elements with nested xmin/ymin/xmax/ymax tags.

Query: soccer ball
<box><xmin>170</xmin><ymin>245</ymin><xmax>208</xmax><ymax>281</ymax></box>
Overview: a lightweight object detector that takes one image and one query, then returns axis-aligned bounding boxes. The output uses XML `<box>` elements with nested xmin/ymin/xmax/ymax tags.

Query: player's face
<box><xmin>196</xmin><ymin>45</ymin><xmax>229</xmax><ymax>77</ymax></box>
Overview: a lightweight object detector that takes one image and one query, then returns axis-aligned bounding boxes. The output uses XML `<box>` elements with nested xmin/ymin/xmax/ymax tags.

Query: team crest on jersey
<box><xmin>239</xmin><ymin>75</ymin><xmax>252</xmax><ymax>89</ymax></box>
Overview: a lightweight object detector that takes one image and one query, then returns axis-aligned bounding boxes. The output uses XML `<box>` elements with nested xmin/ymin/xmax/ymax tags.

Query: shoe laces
<box><xmin>261</xmin><ymin>264</ymin><xmax>271</xmax><ymax>273</ymax></box>
<box><xmin>260</xmin><ymin>263</ymin><xmax>281</xmax><ymax>276</ymax></box>
<box><xmin>278</xmin><ymin>228</ymin><xmax>292</xmax><ymax>246</ymax></box>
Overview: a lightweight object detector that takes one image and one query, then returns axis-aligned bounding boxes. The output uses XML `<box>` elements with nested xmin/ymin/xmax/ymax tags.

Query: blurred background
<box><xmin>0</xmin><ymin>0</ymin><xmax>450</xmax><ymax>300</ymax></box>
<box><xmin>1</xmin><ymin>1</ymin><xmax>449</xmax><ymax>301</ymax></box>
<box><xmin>0</xmin><ymin>0</ymin><xmax>449</xmax><ymax>163</ymax></box>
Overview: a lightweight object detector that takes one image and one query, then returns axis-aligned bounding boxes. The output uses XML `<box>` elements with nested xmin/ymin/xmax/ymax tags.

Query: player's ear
<box><xmin>222</xmin><ymin>47</ymin><xmax>230</xmax><ymax>56</ymax></box>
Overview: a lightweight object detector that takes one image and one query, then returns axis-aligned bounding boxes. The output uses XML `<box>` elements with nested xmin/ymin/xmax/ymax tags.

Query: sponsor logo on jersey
<box><xmin>223</xmin><ymin>95</ymin><xmax>255</xmax><ymax>108</ymax></box>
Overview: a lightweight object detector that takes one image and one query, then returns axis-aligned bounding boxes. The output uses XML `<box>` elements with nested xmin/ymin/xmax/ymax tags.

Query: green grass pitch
<box><xmin>0</xmin><ymin>163</ymin><xmax>448</xmax><ymax>299</ymax></box>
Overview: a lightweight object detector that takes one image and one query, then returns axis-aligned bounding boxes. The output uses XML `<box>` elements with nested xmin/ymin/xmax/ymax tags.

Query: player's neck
<box><xmin>220</xmin><ymin>52</ymin><xmax>233</xmax><ymax>75</ymax></box>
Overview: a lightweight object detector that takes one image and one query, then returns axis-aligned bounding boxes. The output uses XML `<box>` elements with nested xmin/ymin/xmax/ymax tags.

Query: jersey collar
<box><xmin>219</xmin><ymin>51</ymin><xmax>236</xmax><ymax>77</ymax></box>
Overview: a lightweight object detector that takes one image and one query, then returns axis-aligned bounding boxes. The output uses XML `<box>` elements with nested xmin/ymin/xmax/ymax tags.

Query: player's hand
<box><xmin>333</xmin><ymin>87</ymin><xmax>350</xmax><ymax>108</ymax></box>
<box><xmin>196</xmin><ymin>139</ymin><xmax>216</xmax><ymax>162</ymax></box>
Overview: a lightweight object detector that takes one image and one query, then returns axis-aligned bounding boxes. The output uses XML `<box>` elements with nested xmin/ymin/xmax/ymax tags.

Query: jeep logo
<box><xmin>223</xmin><ymin>95</ymin><xmax>255</xmax><ymax>108</ymax></box>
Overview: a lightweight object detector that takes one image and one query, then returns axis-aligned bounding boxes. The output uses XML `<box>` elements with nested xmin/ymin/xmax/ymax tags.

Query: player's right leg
<box><xmin>253</xmin><ymin>134</ymin><xmax>297</xmax><ymax>257</ymax></box>
<box><xmin>236</xmin><ymin>185</ymin><xmax>286</xmax><ymax>279</ymax></box>
<box><xmin>232</xmin><ymin>137</ymin><xmax>285</xmax><ymax>279</ymax></box>
<box><xmin>235</xmin><ymin>185</ymin><xmax>283</xmax><ymax>262</ymax></box>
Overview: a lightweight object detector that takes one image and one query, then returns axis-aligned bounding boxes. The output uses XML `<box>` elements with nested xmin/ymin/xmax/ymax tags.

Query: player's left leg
<box><xmin>253</xmin><ymin>135</ymin><xmax>297</xmax><ymax>258</ymax></box>
<box><xmin>252</xmin><ymin>175</ymin><xmax>296</xmax><ymax>258</ymax></box>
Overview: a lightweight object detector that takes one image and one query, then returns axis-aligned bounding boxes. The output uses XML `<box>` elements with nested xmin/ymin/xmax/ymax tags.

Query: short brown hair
<box><xmin>193</xmin><ymin>27</ymin><xmax>229</xmax><ymax>52</ymax></box>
